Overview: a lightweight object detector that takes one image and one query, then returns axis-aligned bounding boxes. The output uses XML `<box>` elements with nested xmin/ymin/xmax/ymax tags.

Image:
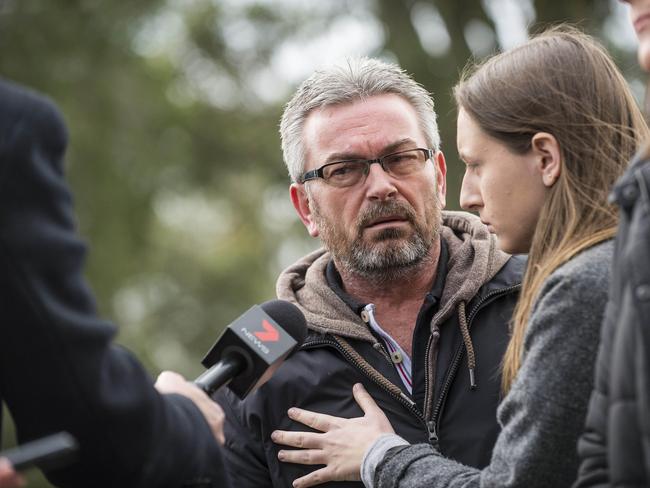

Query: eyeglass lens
<box><xmin>322</xmin><ymin>149</ymin><xmax>427</xmax><ymax>187</ymax></box>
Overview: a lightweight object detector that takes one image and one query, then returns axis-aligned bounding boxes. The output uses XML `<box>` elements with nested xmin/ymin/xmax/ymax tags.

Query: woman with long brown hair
<box><xmin>271</xmin><ymin>27</ymin><xmax>649</xmax><ymax>487</ymax></box>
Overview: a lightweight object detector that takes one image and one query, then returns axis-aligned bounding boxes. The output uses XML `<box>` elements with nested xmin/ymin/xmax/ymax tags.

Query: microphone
<box><xmin>194</xmin><ymin>299</ymin><xmax>307</xmax><ymax>399</ymax></box>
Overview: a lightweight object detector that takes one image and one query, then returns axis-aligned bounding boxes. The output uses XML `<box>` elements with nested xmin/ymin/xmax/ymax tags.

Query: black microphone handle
<box><xmin>194</xmin><ymin>353</ymin><xmax>246</xmax><ymax>396</ymax></box>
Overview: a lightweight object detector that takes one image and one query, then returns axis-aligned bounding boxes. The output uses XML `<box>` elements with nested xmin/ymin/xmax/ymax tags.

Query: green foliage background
<box><xmin>0</xmin><ymin>0</ymin><xmax>643</xmax><ymax>485</ymax></box>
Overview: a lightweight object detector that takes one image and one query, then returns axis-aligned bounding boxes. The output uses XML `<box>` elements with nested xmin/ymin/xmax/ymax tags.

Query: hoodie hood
<box><xmin>434</xmin><ymin>210</ymin><xmax>510</xmax><ymax>328</ymax></box>
<box><xmin>276</xmin><ymin>210</ymin><xmax>510</xmax><ymax>341</ymax></box>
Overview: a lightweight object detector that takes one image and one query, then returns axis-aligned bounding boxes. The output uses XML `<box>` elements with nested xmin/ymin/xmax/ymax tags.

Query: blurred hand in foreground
<box><xmin>155</xmin><ymin>371</ymin><xmax>225</xmax><ymax>445</ymax></box>
<box><xmin>0</xmin><ymin>458</ymin><xmax>24</xmax><ymax>488</ymax></box>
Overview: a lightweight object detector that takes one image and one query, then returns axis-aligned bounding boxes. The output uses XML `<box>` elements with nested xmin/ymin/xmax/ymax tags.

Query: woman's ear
<box><xmin>531</xmin><ymin>132</ymin><xmax>561</xmax><ymax>187</ymax></box>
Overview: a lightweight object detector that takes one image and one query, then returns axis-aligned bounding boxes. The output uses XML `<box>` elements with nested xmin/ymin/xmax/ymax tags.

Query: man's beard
<box><xmin>313</xmin><ymin>194</ymin><xmax>442</xmax><ymax>283</ymax></box>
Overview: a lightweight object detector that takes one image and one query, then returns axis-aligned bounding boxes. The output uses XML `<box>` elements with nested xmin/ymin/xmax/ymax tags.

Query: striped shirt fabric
<box><xmin>362</xmin><ymin>303</ymin><xmax>413</xmax><ymax>394</ymax></box>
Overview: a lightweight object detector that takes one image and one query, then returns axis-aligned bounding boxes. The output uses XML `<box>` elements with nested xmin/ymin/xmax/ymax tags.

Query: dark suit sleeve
<box><xmin>215</xmin><ymin>388</ymin><xmax>275</xmax><ymax>487</ymax></box>
<box><xmin>0</xmin><ymin>79</ymin><xmax>227</xmax><ymax>488</ymax></box>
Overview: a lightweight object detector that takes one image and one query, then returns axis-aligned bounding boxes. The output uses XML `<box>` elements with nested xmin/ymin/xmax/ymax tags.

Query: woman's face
<box><xmin>621</xmin><ymin>0</ymin><xmax>650</xmax><ymax>70</ymax></box>
<box><xmin>457</xmin><ymin>108</ymin><xmax>549</xmax><ymax>255</ymax></box>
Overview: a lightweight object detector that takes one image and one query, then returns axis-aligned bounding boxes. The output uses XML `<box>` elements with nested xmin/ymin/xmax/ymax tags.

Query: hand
<box><xmin>0</xmin><ymin>458</ymin><xmax>25</xmax><ymax>488</ymax></box>
<box><xmin>272</xmin><ymin>383</ymin><xmax>395</xmax><ymax>488</ymax></box>
<box><xmin>154</xmin><ymin>370</ymin><xmax>225</xmax><ymax>445</ymax></box>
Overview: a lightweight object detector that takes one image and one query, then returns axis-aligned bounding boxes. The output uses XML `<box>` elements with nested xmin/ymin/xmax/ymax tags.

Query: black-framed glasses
<box><xmin>298</xmin><ymin>148</ymin><xmax>434</xmax><ymax>188</ymax></box>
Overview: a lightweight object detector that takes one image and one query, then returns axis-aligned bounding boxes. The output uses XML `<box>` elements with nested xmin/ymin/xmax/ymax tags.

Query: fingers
<box><xmin>205</xmin><ymin>402</ymin><xmax>226</xmax><ymax>445</ymax></box>
<box><xmin>154</xmin><ymin>370</ymin><xmax>187</xmax><ymax>394</ymax></box>
<box><xmin>285</xmin><ymin>384</ymin><xmax>376</xmax><ymax>430</ymax></box>
<box><xmin>272</xmin><ymin>430</ymin><xmax>322</xmax><ymax>449</ymax></box>
<box><xmin>0</xmin><ymin>458</ymin><xmax>25</xmax><ymax>488</ymax></box>
<box><xmin>352</xmin><ymin>384</ymin><xmax>394</xmax><ymax>433</ymax></box>
<box><xmin>291</xmin><ymin>467</ymin><xmax>333</xmax><ymax>488</ymax></box>
<box><xmin>287</xmin><ymin>407</ymin><xmax>341</xmax><ymax>432</ymax></box>
<box><xmin>351</xmin><ymin>383</ymin><xmax>380</xmax><ymax>415</ymax></box>
<box><xmin>277</xmin><ymin>448</ymin><xmax>325</xmax><ymax>466</ymax></box>
<box><xmin>155</xmin><ymin>370</ymin><xmax>226</xmax><ymax>445</ymax></box>
<box><xmin>191</xmin><ymin>394</ymin><xmax>225</xmax><ymax>445</ymax></box>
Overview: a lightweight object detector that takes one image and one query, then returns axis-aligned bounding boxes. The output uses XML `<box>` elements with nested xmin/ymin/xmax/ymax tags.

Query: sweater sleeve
<box><xmin>362</xmin><ymin>434</ymin><xmax>410</xmax><ymax>487</ymax></box>
<box><xmin>375</xmin><ymin>244</ymin><xmax>611</xmax><ymax>488</ymax></box>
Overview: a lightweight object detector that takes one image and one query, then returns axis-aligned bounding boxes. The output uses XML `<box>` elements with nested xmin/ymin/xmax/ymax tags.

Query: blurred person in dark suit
<box><xmin>0</xmin><ymin>78</ymin><xmax>228</xmax><ymax>488</ymax></box>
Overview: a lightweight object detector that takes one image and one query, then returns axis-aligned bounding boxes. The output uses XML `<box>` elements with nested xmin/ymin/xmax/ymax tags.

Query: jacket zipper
<box><xmin>422</xmin><ymin>325</ymin><xmax>440</xmax><ymax>442</ymax></box>
<box><xmin>427</xmin><ymin>283</ymin><xmax>522</xmax><ymax>449</ymax></box>
<box><xmin>299</xmin><ymin>283</ymin><xmax>520</xmax><ymax>450</ymax></box>
<box><xmin>300</xmin><ymin>337</ymin><xmax>436</xmax><ymax>440</ymax></box>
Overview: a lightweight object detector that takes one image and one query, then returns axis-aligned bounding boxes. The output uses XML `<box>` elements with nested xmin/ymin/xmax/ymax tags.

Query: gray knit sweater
<box><xmin>362</xmin><ymin>240</ymin><xmax>613</xmax><ymax>488</ymax></box>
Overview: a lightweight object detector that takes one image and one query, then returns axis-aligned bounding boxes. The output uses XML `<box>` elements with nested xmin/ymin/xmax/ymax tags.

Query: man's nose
<box><xmin>364</xmin><ymin>162</ymin><xmax>398</xmax><ymax>200</ymax></box>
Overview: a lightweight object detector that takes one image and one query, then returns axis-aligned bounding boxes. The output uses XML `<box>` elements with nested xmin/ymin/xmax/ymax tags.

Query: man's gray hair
<box><xmin>279</xmin><ymin>57</ymin><xmax>441</xmax><ymax>183</ymax></box>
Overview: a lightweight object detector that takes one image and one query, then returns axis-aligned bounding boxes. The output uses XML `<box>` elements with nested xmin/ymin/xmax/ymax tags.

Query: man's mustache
<box><xmin>356</xmin><ymin>201</ymin><xmax>416</xmax><ymax>230</ymax></box>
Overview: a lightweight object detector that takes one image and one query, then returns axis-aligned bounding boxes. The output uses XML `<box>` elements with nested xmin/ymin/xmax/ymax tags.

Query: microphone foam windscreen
<box><xmin>260</xmin><ymin>299</ymin><xmax>308</xmax><ymax>344</ymax></box>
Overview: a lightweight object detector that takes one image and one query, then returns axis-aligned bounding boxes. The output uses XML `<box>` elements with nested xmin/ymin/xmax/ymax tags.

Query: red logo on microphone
<box><xmin>254</xmin><ymin>319</ymin><xmax>279</xmax><ymax>342</ymax></box>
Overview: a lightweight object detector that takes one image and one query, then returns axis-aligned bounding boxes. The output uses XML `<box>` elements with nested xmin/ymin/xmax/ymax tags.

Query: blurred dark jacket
<box><xmin>0</xmin><ymin>78</ymin><xmax>226</xmax><ymax>488</ymax></box>
<box><xmin>575</xmin><ymin>154</ymin><xmax>650</xmax><ymax>487</ymax></box>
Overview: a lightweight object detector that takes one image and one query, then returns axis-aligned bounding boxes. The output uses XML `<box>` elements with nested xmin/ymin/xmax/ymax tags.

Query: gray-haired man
<box><xmin>216</xmin><ymin>58</ymin><xmax>524</xmax><ymax>487</ymax></box>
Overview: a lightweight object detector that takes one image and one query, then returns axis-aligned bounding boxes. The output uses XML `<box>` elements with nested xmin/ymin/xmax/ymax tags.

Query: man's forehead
<box><xmin>322</xmin><ymin>138</ymin><xmax>420</xmax><ymax>161</ymax></box>
<box><xmin>308</xmin><ymin>93</ymin><xmax>414</xmax><ymax>120</ymax></box>
<box><xmin>302</xmin><ymin>95</ymin><xmax>424</xmax><ymax>163</ymax></box>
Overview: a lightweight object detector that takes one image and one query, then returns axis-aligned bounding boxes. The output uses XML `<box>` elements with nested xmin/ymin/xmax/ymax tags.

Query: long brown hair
<box><xmin>454</xmin><ymin>26</ymin><xmax>650</xmax><ymax>392</ymax></box>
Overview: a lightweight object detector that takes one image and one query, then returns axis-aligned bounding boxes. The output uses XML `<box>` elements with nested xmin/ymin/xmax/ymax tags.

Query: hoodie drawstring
<box><xmin>458</xmin><ymin>301</ymin><xmax>477</xmax><ymax>390</ymax></box>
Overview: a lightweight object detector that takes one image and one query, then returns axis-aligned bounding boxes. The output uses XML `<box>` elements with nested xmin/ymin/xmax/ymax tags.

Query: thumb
<box><xmin>352</xmin><ymin>383</ymin><xmax>381</xmax><ymax>415</ymax></box>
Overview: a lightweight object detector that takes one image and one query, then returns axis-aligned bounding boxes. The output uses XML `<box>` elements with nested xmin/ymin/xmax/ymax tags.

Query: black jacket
<box><xmin>575</xmin><ymin>156</ymin><xmax>650</xmax><ymax>487</ymax></box>
<box><xmin>218</xmin><ymin>214</ymin><xmax>525</xmax><ymax>487</ymax></box>
<box><xmin>0</xmin><ymin>79</ymin><xmax>227</xmax><ymax>488</ymax></box>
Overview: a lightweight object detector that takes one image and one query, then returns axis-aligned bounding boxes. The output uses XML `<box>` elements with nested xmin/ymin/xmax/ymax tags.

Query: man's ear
<box><xmin>531</xmin><ymin>132</ymin><xmax>561</xmax><ymax>187</ymax></box>
<box><xmin>290</xmin><ymin>183</ymin><xmax>319</xmax><ymax>237</ymax></box>
<box><xmin>435</xmin><ymin>151</ymin><xmax>447</xmax><ymax>208</ymax></box>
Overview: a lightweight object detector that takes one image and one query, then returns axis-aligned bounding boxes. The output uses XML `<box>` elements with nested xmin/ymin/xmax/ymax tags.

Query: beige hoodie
<box><xmin>276</xmin><ymin>210</ymin><xmax>510</xmax><ymax>342</ymax></box>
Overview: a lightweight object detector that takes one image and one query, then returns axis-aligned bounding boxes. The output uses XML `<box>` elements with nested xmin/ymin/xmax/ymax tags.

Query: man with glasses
<box><xmin>216</xmin><ymin>58</ymin><xmax>525</xmax><ymax>487</ymax></box>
